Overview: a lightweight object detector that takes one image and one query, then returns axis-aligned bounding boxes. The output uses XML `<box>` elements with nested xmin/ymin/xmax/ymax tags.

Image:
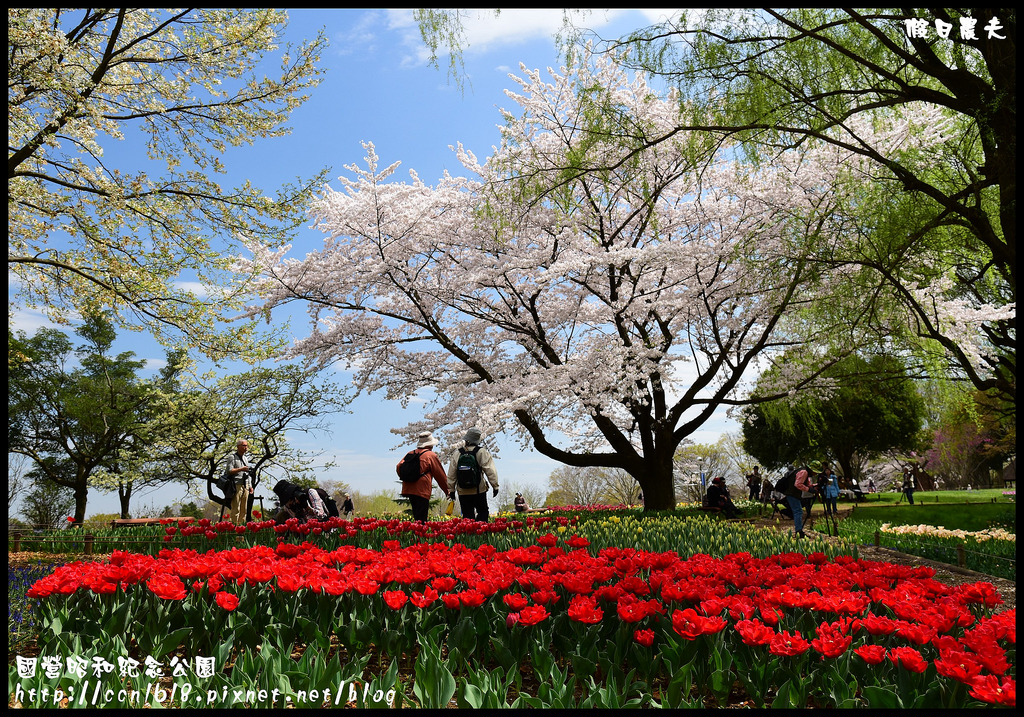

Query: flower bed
<box><xmin>16</xmin><ymin>534</ymin><xmax>1015</xmax><ymax>708</ymax></box>
<box><xmin>839</xmin><ymin>516</ymin><xmax>1016</xmax><ymax>581</ymax></box>
<box><xmin>880</xmin><ymin>523</ymin><xmax>1016</xmax><ymax>543</ymax></box>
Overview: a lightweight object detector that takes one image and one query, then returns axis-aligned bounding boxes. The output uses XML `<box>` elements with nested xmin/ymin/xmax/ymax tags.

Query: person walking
<box><xmin>448</xmin><ymin>427</ymin><xmax>499</xmax><ymax>522</ymax></box>
<box><xmin>901</xmin><ymin>467</ymin><xmax>916</xmax><ymax>505</ymax></box>
<box><xmin>223</xmin><ymin>439</ymin><xmax>253</xmax><ymax>524</ymax></box>
<box><xmin>397</xmin><ymin>431</ymin><xmax>450</xmax><ymax>522</ymax></box>
<box><xmin>342</xmin><ymin>493</ymin><xmax>354</xmax><ymax>519</ymax></box>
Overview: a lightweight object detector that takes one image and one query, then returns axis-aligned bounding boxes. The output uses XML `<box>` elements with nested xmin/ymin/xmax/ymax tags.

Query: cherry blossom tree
<box><xmin>240</xmin><ymin>56</ymin><xmax>933</xmax><ymax>510</ymax></box>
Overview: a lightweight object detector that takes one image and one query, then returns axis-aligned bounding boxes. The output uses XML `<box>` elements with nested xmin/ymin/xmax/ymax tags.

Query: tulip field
<box><xmin>9</xmin><ymin>511</ymin><xmax>1016</xmax><ymax>708</ymax></box>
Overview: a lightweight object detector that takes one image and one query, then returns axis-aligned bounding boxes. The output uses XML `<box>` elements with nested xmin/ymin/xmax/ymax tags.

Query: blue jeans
<box><xmin>786</xmin><ymin>495</ymin><xmax>804</xmax><ymax>534</ymax></box>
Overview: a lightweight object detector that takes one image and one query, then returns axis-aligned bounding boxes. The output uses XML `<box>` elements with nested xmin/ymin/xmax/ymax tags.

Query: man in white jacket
<box><xmin>447</xmin><ymin>427</ymin><xmax>499</xmax><ymax>522</ymax></box>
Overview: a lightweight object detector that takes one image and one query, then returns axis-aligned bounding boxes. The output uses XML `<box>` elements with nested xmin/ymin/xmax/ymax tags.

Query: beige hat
<box><xmin>416</xmin><ymin>431</ymin><xmax>438</xmax><ymax>448</ymax></box>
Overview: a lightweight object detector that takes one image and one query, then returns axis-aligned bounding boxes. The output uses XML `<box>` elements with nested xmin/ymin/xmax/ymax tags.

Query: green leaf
<box><xmin>152</xmin><ymin>626</ymin><xmax>191</xmax><ymax>659</ymax></box>
<box><xmin>457</xmin><ymin>680</ymin><xmax>485</xmax><ymax>709</ymax></box>
<box><xmin>450</xmin><ymin>616</ymin><xmax>477</xmax><ymax>658</ymax></box>
<box><xmin>771</xmin><ymin>678</ymin><xmax>797</xmax><ymax>708</ymax></box>
<box><xmin>862</xmin><ymin>685</ymin><xmax>903</xmax><ymax>709</ymax></box>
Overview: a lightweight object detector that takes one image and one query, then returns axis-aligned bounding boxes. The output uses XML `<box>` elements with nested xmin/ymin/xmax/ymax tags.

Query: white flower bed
<box><xmin>879</xmin><ymin>523</ymin><xmax>1016</xmax><ymax>543</ymax></box>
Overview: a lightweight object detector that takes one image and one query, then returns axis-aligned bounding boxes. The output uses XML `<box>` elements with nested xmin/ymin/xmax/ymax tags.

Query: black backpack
<box><xmin>774</xmin><ymin>467</ymin><xmax>798</xmax><ymax>494</ymax></box>
<box><xmin>318</xmin><ymin>488</ymin><xmax>340</xmax><ymax>517</ymax></box>
<box><xmin>456</xmin><ymin>446</ymin><xmax>483</xmax><ymax>490</ymax></box>
<box><xmin>399</xmin><ymin>450</ymin><xmax>422</xmax><ymax>482</ymax></box>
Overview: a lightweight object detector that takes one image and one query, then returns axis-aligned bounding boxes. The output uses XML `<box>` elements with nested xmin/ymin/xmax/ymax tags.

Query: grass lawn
<box><xmin>849</xmin><ymin>488</ymin><xmax>1010</xmax><ymax>506</ymax></box>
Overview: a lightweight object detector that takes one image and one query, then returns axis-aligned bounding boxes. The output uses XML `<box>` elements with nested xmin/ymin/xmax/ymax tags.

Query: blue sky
<box><xmin>11</xmin><ymin>9</ymin><xmax>743</xmax><ymax>518</ymax></box>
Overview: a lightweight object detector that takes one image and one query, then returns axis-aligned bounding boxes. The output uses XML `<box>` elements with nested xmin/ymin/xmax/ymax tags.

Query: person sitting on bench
<box><xmin>705</xmin><ymin>476</ymin><xmax>740</xmax><ymax>518</ymax></box>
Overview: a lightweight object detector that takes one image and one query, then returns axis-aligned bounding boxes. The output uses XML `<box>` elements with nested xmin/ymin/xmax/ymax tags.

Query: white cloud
<box><xmin>635</xmin><ymin>8</ymin><xmax>688</xmax><ymax>24</ymax></box>
<box><xmin>330</xmin><ymin>9</ymin><xmax>387</xmax><ymax>56</ymax></box>
<box><xmin>172</xmin><ymin>281</ymin><xmax>212</xmax><ymax>298</ymax></box>
<box><xmin>386</xmin><ymin>9</ymin><xmax>638</xmax><ymax>67</ymax></box>
<box><xmin>8</xmin><ymin>307</ymin><xmax>64</xmax><ymax>334</ymax></box>
<box><xmin>141</xmin><ymin>357</ymin><xmax>168</xmax><ymax>372</ymax></box>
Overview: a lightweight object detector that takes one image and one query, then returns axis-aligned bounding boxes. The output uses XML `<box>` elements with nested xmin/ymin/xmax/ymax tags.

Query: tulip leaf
<box><xmin>862</xmin><ymin>685</ymin><xmax>904</xmax><ymax>709</ymax></box>
<box><xmin>456</xmin><ymin>680</ymin><xmax>485</xmax><ymax>709</ymax></box>
<box><xmin>151</xmin><ymin>626</ymin><xmax>191</xmax><ymax>659</ymax></box>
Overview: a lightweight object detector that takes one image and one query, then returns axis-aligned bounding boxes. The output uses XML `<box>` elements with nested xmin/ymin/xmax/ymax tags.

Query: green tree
<box><xmin>595</xmin><ymin>467</ymin><xmax>643</xmax><ymax>506</ymax></box>
<box><xmin>349</xmin><ymin>489</ymin><xmax>403</xmax><ymax>518</ymax></box>
<box><xmin>741</xmin><ymin>353</ymin><xmax>926</xmax><ymax>485</ymax></box>
<box><xmin>924</xmin><ymin>389</ymin><xmax>1015</xmax><ymax>488</ymax></box>
<box><xmin>9</xmin><ymin>313</ymin><xmax>161</xmax><ymax>522</ymax></box>
<box><xmin>89</xmin><ymin>348</ymin><xmax>189</xmax><ymax>517</ymax></box>
<box><xmin>152</xmin><ymin>362</ymin><xmax>350</xmax><ymax>521</ymax></box>
<box><xmin>8</xmin><ymin>9</ymin><xmax>329</xmax><ymax>357</ymax></box>
<box><xmin>596</xmin><ymin>9</ymin><xmax>1014</xmax><ymax>404</ymax></box>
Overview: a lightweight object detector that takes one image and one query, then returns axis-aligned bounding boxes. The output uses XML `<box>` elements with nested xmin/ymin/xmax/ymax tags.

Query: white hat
<box><xmin>416</xmin><ymin>431</ymin><xmax>438</xmax><ymax>448</ymax></box>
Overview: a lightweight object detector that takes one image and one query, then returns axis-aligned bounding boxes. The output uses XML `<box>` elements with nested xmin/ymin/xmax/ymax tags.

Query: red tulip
<box><xmin>810</xmin><ymin>632</ymin><xmax>852</xmax><ymax>659</ymax></box>
<box><xmin>567</xmin><ymin>595</ymin><xmax>604</xmax><ymax>624</ymax></box>
<box><xmin>215</xmin><ymin>591</ymin><xmax>240</xmax><ymax>611</ymax></box>
<box><xmin>768</xmin><ymin>630</ymin><xmax>811</xmax><ymax>657</ymax></box>
<box><xmin>934</xmin><ymin>651</ymin><xmax>984</xmax><ymax>684</ymax></box>
<box><xmin>734</xmin><ymin>619</ymin><xmax>775</xmax><ymax>647</ymax></box>
<box><xmin>853</xmin><ymin>644</ymin><xmax>887</xmax><ymax>665</ymax></box>
<box><xmin>968</xmin><ymin>675</ymin><xmax>1016</xmax><ymax>706</ymax></box>
<box><xmin>634</xmin><ymin>628</ymin><xmax>656</xmax><ymax>647</ymax></box>
<box><xmin>383</xmin><ymin>590</ymin><xmax>408</xmax><ymax>610</ymax></box>
<box><xmin>518</xmin><ymin>605</ymin><xmax>549</xmax><ymax>626</ymax></box>
<box><xmin>147</xmin><ymin>574</ymin><xmax>186</xmax><ymax>601</ymax></box>
<box><xmin>502</xmin><ymin>593</ymin><xmax>530</xmax><ymax>611</ymax></box>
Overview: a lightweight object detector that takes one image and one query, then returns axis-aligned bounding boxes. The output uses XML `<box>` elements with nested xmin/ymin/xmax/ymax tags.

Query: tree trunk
<box><xmin>119</xmin><ymin>481</ymin><xmax>133</xmax><ymax>519</ymax></box>
<box><xmin>636</xmin><ymin>452</ymin><xmax>677</xmax><ymax>512</ymax></box>
<box><xmin>73</xmin><ymin>482</ymin><xmax>88</xmax><ymax>526</ymax></box>
<box><xmin>836</xmin><ymin>456</ymin><xmax>856</xmax><ymax>489</ymax></box>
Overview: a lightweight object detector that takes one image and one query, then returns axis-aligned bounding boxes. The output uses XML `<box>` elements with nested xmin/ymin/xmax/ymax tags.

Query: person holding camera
<box><xmin>223</xmin><ymin>439</ymin><xmax>253</xmax><ymax>524</ymax></box>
